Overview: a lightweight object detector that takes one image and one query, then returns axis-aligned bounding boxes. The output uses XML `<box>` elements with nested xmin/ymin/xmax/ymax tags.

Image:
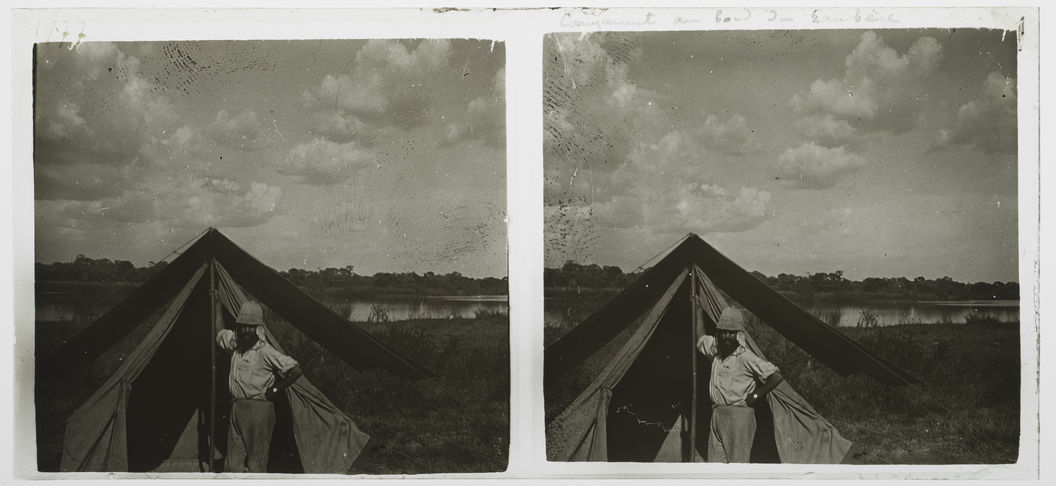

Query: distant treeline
<box><xmin>280</xmin><ymin>267</ymin><xmax>507</xmax><ymax>299</ymax></box>
<box><xmin>35</xmin><ymin>255</ymin><xmax>169</xmax><ymax>283</ymax></box>
<box><xmin>545</xmin><ymin>261</ymin><xmax>1019</xmax><ymax>303</ymax></box>
<box><xmin>35</xmin><ymin>256</ymin><xmax>508</xmax><ymax>298</ymax></box>
<box><xmin>544</xmin><ymin>262</ymin><xmax>641</xmax><ymax>292</ymax></box>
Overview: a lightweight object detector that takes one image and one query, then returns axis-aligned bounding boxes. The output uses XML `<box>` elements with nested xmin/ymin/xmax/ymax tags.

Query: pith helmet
<box><xmin>235</xmin><ymin>301</ymin><xmax>265</xmax><ymax>326</ymax></box>
<box><xmin>715</xmin><ymin>307</ymin><xmax>746</xmax><ymax>332</ymax></box>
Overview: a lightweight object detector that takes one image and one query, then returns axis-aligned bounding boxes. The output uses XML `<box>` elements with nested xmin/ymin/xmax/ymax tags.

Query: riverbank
<box><xmin>544</xmin><ymin>293</ymin><xmax>1019</xmax><ymax>333</ymax></box>
<box><xmin>543</xmin><ymin>287</ymin><xmax>1019</xmax><ymax>307</ymax></box>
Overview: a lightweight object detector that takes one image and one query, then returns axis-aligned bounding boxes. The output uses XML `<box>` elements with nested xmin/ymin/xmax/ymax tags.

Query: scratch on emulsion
<box><xmin>271</xmin><ymin>119</ymin><xmax>286</xmax><ymax>143</ymax></box>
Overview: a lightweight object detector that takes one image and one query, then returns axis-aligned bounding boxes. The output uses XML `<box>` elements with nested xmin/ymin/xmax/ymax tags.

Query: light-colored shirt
<box><xmin>216</xmin><ymin>329</ymin><xmax>298</xmax><ymax>400</ymax></box>
<box><xmin>699</xmin><ymin>334</ymin><xmax>779</xmax><ymax>407</ymax></box>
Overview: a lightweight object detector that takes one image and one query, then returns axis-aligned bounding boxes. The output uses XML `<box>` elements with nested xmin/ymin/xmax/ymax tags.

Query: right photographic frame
<box><xmin>542</xmin><ymin>25</ymin><xmax>1029</xmax><ymax>469</ymax></box>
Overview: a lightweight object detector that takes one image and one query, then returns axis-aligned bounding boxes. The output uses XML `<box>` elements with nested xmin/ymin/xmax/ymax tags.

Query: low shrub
<box><xmin>964</xmin><ymin>310</ymin><xmax>1002</xmax><ymax>326</ymax></box>
<box><xmin>857</xmin><ymin>308</ymin><xmax>881</xmax><ymax>328</ymax></box>
<box><xmin>474</xmin><ymin>308</ymin><xmax>508</xmax><ymax>320</ymax></box>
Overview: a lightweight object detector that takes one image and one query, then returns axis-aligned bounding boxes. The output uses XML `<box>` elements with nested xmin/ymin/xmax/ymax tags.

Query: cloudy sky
<box><xmin>34</xmin><ymin>39</ymin><xmax>506</xmax><ymax>277</ymax></box>
<box><xmin>544</xmin><ymin>29</ymin><xmax>1019</xmax><ymax>283</ymax></box>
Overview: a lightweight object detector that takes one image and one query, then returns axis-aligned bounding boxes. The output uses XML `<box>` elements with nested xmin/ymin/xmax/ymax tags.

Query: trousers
<box><xmin>225</xmin><ymin>399</ymin><xmax>275</xmax><ymax>473</ymax></box>
<box><xmin>707</xmin><ymin>405</ymin><xmax>756</xmax><ymax>463</ymax></box>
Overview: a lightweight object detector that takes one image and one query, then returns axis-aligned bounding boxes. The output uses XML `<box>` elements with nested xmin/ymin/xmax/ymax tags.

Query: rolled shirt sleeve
<box><xmin>259</xmin><ymin>345</ymin><xmax>299</xmax><ymax>375</ymax></box>
<box><xmin>224</xmin><ymin>340</ymin><xmax>299</xmax><ymax>400</ymax></box>
<box><xmin>709</xmin><ymin>346</ymin><xmax>780</xmax><ymax>406</ymax></box>
<box><xmin>741</xmin><ymin>349</ymin><xmax>779</xmax><ymax>381</ymax></box>
<box><xmin>216</xmin><ymin>329</ymin><xmax>237</xmax><ymax>351</ymax></box>
<box><xmin>697</xmin><ymin>334</ymin><xmax>718</xmax><ymax>359</ymax></box>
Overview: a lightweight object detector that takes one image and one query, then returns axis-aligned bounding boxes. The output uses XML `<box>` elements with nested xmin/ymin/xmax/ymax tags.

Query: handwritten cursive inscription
<box><xmin>811</xmin><ymin>8</ymin><xmax>899</xmax><ymax>24</ymax></box>
<box><xmin>560</xmin><ymin>10</ymin><xmax>657</xmax><ymax>29</ymax></box>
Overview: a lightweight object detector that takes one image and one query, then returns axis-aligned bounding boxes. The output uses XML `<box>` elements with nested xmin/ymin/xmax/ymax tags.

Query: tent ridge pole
<box><xmin>208</xmin><ymin>259</ymin><xmax>217</xmax><ymax>473</ymax></box>
<box><xmin>688</xmin><ymin>268</ymin><xmax>699</xmax><ymax>463</ymax></box>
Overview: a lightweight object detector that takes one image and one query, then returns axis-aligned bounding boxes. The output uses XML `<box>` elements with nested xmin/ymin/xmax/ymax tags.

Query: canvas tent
<box><xmin>545</xmin><ymin>234</ymin><xmax>918</xmax><ymax>463</ymax></box>
<box><xmin>44</xmin><ymin>228</ymin><xmax>434</xmax><ymax>473</ymax></box>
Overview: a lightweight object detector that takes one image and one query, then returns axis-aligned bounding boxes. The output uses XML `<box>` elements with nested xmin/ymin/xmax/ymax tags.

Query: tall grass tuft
<box><xmin>897</xmin><ymin>310</ymin><xmax>921</xmax><ymax>326</ymax></box>
<box><xmin>474</xmin><ymin>308</ymin><xmax>508</xmax><ymax>320</ymax></box>
<box><xmin>819</xmin><ymin>307</ymin><xmax>843</xmax><ymax>327</ymax></box>
<box><xmin>964</xmin><ymin>310</ymin><xmax>1001</xmax><ymax>325</ymax></box>
<box><xmin>367</xmin><ymin>303</ymin><xmax>391</xmax><ymax>323</ymax></box>
<box><xmin>328</xmin><ymin>301</ymin><xmax>353</xmax><ymax>320</ymax></box>
<box><xmin>856</xmin><ymin>308</ymin><xmax>881</xmax><ymax>328</ymax></box>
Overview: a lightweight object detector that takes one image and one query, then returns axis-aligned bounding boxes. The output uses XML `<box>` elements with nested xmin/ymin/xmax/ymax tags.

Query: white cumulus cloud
<box><xmin>309</xmin><ymin>112</ymin><xmax>369</xmax><ymax>143</ymax></box>
<box><xmin>933</xmin><ymin>71</ymin><xmax>1017</xmax><ymax>155</ymax></box>
<box><xmin>791</xmin><ymin>31</ymin><xmax>942</xmax><ymax>133</ymax></box>
<box><xmin>799</xmin><ymin>114</ymin><xmax>860</xmax><ymax>147</ymax></box>
<box><xmin>700</xmin><ymin>113</ymin><xmax>759</xmax><ymax>155</ymax></box>
<box><xmin>39</xmin><ymin>177</ymin><xmax>284</xmax><ymax>229</ymax></box>
<box><xmin>674</xmin><ymin>184</ymin><xmax>772</xmax><ymax>233</ymax></box>
<box><xmin>301</xmin><ymin>39</ymin><xmax>454</xmax><ymax>131</ymax></box>
<box><xmin>212</xmin><ymin>109</ymin><xmax>265</xmax><ymax>149</ymax></box>
<box><xmin>451</xmin><ymin>66</ymin><xmax>506</xmax><ymax>146</ymax></box>
<box><xmin>34</xmin><ymin>42</ymin><xmax>184</xmax><ymax>200</ymax></box>
<box><xmin>285</xmin><ymin>138</ymin><xmax>375</xmax><ymax>184</ymax></box>
<box><xmin>777</xmin><ymin>141</ymin><xmax>867</xmax><ymax>189</ymax></box>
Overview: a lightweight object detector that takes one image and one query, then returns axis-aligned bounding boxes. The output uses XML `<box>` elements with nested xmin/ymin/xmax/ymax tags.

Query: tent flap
<box><xmin>544</xmin><ymin>244</ymin><xmax>689</xmax><ymax>386</ymax></box>
<box><xmin>696</xmin><ymin>271</ymin><xmax>852</xmax><ymax>464</ymax></box>
<box><xmin>40</xmin><ymin>233</ymin><xmax>214</xmax><ymax>379</ymax></box>
<box><xmin>215</xmin><ymin>263</ymin><xmax>370</xmax><ymax>473</ymax></box>
<box><xmin>60</xmin><ymin>265</ymin><xmax>208</xmax><ymax>472</ymax></box>
<box><xmin>546</xmin><ymin>270</ymin><xmax>688</xmax><ymax>461</ymax></box>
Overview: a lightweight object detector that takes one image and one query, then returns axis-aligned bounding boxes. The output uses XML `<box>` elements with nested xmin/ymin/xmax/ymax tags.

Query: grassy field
<box><xmin>744</xmin><ymin>318</ymin><xmax>1022</xmax><ymax>464</ymax></box>
<box><xmin>34</xmin><ymin>315</ymin><xmax>509</xmax><ymax>474</ymax></box>
<box><xmin>271</xmin><ymin>316</ymin><xmax>510</xmax><ymax>473</ymax></box>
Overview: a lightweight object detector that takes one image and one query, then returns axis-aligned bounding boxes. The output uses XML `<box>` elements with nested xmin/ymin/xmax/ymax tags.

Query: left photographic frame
<box><xmin>28</xmin><ymin>38</ymin><xmax>508</xmax><ymax>475</ymax></box>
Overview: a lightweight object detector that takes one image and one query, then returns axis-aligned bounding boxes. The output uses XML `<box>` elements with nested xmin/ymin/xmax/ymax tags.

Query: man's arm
<box><xmin>745</xmin><ymin>371</ymin><xmax>784</xmax><ymax>406</ymax></box>
<box><xmin>265</xmin><ymin>365</ymin><xmax>304</xmax><ymax>400</ymax></box>
<box><xmin>216</xmin><ymin>329</ymin><xmax>237</xmax><ymax>352</ymax></box>
<box><xmin>696</xmin><ymin>334</ymin><xmax>718</xmax><ymax>359</ymax></box>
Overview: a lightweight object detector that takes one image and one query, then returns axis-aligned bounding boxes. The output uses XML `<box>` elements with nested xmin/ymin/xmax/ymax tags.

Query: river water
<box><xmin>543</xmin><ymin>298</ymin><xmax>1019</xmax><ymax>328</ymax></box>
<box><xmin>35</xmin><ymin>294</ymin><xmax>510</xmax><ymax>324</ymax></box>
<box><xmin>339</xmin><ymin>296</ymin><xmax>509</xmax><ymax>322</ymax></box>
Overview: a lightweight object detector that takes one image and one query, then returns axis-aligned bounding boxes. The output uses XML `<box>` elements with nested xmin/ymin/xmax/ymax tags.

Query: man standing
<box><xmin>696</xmin><ymin>307</ymin><xmax>784</xmax><ymax>463</ymax></box>
<box><xmin>216</xmin><ymin>301</ymin><xmax>304</xmax><ymax>473</ymax></box>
